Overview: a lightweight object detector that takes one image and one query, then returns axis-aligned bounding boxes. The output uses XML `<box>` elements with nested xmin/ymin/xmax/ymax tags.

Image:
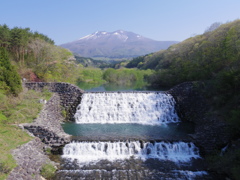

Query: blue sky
<box><xmin>1</xmin><ymin>0</ymin><xmax>239</xmax><ymax>45</ymax></box>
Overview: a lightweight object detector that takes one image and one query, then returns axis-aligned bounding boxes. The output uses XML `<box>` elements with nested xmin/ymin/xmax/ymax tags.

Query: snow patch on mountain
<box><xmin>78</xmin><ymin>30</ymin><xmax>143</xmax><ymax>42</ymax></box>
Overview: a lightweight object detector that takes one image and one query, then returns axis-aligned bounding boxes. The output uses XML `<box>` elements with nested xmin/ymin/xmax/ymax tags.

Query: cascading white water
<box><xmin>74</xmin><ymin>92</ymin><xmax>179</xmax><ymax>125</ymax></box>
<box><xmin>62</xmin><ymin>141</ymin><xmax>200</xmax><ymax>163</ymax></box>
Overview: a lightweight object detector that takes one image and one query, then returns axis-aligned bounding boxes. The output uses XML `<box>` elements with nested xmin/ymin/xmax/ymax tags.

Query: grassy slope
<box><xmin>0</xmin><ymin>89</ymin><xmax>52</xmax><ymax>180</ymax></box>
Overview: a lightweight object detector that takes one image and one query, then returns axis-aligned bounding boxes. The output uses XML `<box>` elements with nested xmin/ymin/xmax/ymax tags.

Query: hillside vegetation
<box><xmin>127</xmin><ymin>20</ymin><xmax>240</xmax><ymax>113</ymax></box>
<box><xmin>0</xmin><ymin>24</ymin><xmax>79</xmax><ymax>83</ymax></box>
<box><xmin>128</xmin><ymin>20</ymin><xmax>240</xmax><ymax>88</ymax></box>
<box><xmin>126</xmin><ymin>19</ymin><xmax>240</xmax><ymax>179</ymax></box>
<box><xmin>0</xmin><ymin>47</ymin><xmax>22</xmax><ymax>95</ymax></box>
<box><xmin>0</xmin><ymin>25</ymin><xmax>76</xmax><ymax>179</ymax></box>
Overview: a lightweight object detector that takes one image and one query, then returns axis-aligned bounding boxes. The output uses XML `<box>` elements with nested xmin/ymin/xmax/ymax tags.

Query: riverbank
<box><xmin>6</xmin><ymin>83</ymin><xmax>84</xmax><ymax>180</ymax></box>
<box><xmin>0</xmin><ymin>89</ymin><xmax>53</xmax><ymax>180</ymax></box>
<box><xmin>7</xmin><ymin>93</ymin><xmax>70</xmax><ymax>180</ymax></box>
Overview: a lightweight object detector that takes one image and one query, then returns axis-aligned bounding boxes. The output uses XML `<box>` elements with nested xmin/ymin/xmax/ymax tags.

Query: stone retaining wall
<box><xmin>22</xmin><ymin>93</ymin><xmax>72</xmax><ymax>148</ymax></box>
<box><xmin>8</xmin><ymin>83</ymin><xmax>84</xmax><ymax>180</ymax></box>
<box><xmin>24</xmin><ymin>82</ymin><xmax>84</xmax><ymax>121</ymax></box>
<box><xmin>168</xmin><ymin>82</ymin><xmax>231</xmax><ymax>154</ymax></box>
<box><xmin>21</xmin><ymin>82</ymin><xmax>84</xmax><ymax>147</ymax></box>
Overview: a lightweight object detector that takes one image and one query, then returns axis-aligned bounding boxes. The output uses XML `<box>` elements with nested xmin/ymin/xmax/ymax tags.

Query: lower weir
<box><xmin>62</xmin><ymin>141</ymin><xmax>200</xmax><ymax>163</ymax></box>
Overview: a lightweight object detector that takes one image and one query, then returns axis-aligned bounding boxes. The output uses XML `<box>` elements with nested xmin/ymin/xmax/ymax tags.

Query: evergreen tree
<box><xmin>0</xmin><ymin>47</ymin><xmax>22</xmax><ymax>95</ymax></box>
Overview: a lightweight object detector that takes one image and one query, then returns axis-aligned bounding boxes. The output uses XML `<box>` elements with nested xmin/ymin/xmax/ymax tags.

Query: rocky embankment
<box><xmin>168</xmin><ymin>82</ymin><xmax>231</xmax><ymax>155</ymax></box>
<box><xmin>24</xmin><ymin>82</ymin><xmax>84</xmax><ymax>121</ymax></box>
<box><xmin>22</xmin><ymin>93</ymin><xmax>71</xmax><ymax>148</ymax></box>
<box><xmin>7</xmin><ymin>83</ymin><xmax>84</xmax><ymax>180</ymax></box>
<box><xmin>7</xmin><ymin>138</ymin><xmax>52</xmax><ymax>180</ymax></box>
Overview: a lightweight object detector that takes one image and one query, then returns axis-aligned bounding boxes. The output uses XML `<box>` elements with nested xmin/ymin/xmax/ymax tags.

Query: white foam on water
<box><xmin>171</xmin><ymin>170</ymin><xmax>208</xmax><ymax>180</ymax></box>
<box><xmin>62</xmin><ymin>141</ymin><xmax>200</xmax><ymax>163</ymax></box>
<box><xmin>58</xmin><ymin>169</ymin><xmax>209</xmax><ymax>180</ymax></box>
<box><xmin>74</xmin><ymin>92</ymin><xmax>179</xmax><ymax>125</ymax></box>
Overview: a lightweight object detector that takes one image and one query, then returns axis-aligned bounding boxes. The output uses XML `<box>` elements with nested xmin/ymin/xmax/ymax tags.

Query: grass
<box><xmin>0</xmin><ymin>88</ymin><xmax>52</xmax><ymax>180</ymax></box>
<box><xmin>40</xmin><ymin>163</ymin><xmax>56</xmax><ymax>180</ymax></box>
<box><xmin>0</xmin><ymin>124</ymin><xmax>32</xmax><ymax>179</ymax></box>
<box><xmin>1</xmin><ymin>89</ymin><xmax>52</xmax><ymax>124</ymax></box>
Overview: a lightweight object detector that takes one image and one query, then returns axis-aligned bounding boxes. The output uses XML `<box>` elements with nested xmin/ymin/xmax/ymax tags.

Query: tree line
<box><xmin>0</xmin><ymin>24</ymin><xmax>79</xmax><ymax>96</ymax></box>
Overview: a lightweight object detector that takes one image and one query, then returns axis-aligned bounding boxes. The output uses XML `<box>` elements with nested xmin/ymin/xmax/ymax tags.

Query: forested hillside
<box><xmin>0</xmin><ymin>25</ymin><xmax>61</xmax><ymax>179</ymax></box>
<box><xmin>127</xmin><ymin>20</ymin><xmax>240</xmax><ymax>87</ymax></box>
<box><xmin>0</xmin><ymin>25</ymin><xmax>79</xmax><ymax>84</ymax></box>
<box><xmin>126</xmin><ymin>19</ymin><xmax>240</xmax><ymax>179</ymax></box>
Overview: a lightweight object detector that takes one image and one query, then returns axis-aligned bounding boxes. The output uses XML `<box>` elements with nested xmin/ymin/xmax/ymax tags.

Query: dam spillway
<box><xmin>74</xmin><ymin>92</ymin><xmax>179</xmax><ymax>125</ymax></box>
<box><xmin>58</xmin><ymin>91</ymin><xmax>213</xmax><ymax>180</ymax></box>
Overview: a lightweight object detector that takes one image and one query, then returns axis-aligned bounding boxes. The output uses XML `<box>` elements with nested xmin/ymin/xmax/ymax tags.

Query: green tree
<box><xmin>0</xmin><ymin>24</ymin><xmax>10</xmax><ymax>48</ymax></box>
<box><xmin>0</xmin><ymin>47</ymin><xmax>22</xmax><ymax>95</ymax></box>
<box><xmin>9</xmin><ymin>27</ymin><xmax>31</xmax><ymax>64</ymax></box>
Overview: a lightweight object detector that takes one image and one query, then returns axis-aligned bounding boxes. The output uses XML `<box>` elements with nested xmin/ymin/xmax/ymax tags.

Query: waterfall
<box><xmin>62</xmin><ymin>141</ymin><xmax>200</xmax><ymax>163</ymax></box>
<box><xmin>74</xmin><ymin>92</ymin><xmax>179</xmax><ymax>125</ymax></box>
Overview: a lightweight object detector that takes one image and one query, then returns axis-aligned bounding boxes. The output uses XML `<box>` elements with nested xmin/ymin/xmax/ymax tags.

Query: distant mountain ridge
<box><xmin>60</xmin><ymin>30</ymin><xmax>178</xmax><ymax>59</ymax></box>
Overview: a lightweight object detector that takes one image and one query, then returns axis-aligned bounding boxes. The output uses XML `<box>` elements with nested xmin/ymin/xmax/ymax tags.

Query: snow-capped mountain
<box><xmin>60</xmin><ymin>30</ymin><xmax>178</xmax><ymax>59</ymax></box>
<box><xmin>78</xmin><ymin>30</ymin><xmax>145</xmax><ymax>42</ymax></box>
